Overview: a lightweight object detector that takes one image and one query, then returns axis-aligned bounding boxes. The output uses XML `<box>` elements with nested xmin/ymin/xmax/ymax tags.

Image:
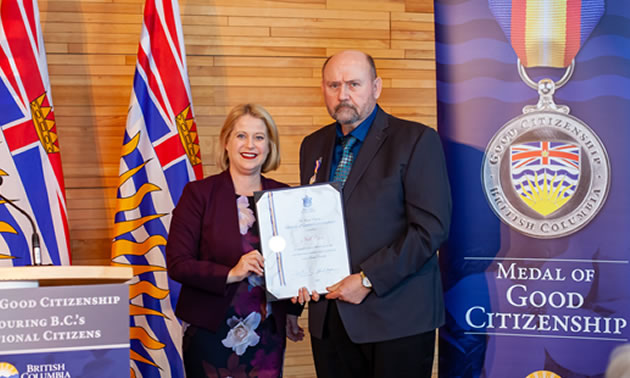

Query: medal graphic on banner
<box><xmin>482</xmin><ymin>0</ymin><xmax>610</xmax><ymax>238</ymax></box>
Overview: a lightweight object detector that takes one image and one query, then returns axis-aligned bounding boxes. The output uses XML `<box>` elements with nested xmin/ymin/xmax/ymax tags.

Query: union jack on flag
<box><xmin>0</xmin><ymin>0</ymin><xmax>70</xmax><ymax>266</ymax></box>
<box><xmin>110</xmin><ymin>0</ymin><xmax>202</xmax><ymax>377</ymax></box>
<box><xmin>511</xmin><ymin>141</ymin><xmax>580</xmax><ymax>213</ymax></box>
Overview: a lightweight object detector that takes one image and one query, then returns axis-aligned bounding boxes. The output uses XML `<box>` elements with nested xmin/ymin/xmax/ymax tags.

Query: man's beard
<box><xmin>332</xmin><ymin>103</ymin><xmax>360</xmax><ymax>125</ymax></box>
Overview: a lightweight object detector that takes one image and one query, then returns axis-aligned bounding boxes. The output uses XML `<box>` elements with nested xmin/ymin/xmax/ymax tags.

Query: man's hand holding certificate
<box><xmin>255</xmin><ymin>183</ymin><xmax>351</xmax><ymax>300</ymax></box>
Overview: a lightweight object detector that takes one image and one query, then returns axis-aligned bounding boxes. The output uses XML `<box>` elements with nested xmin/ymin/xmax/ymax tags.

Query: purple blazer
<box><xmin>166</xmin><ymin>170</ymin><xmax>290</xmax><ymax>333</ymax></box>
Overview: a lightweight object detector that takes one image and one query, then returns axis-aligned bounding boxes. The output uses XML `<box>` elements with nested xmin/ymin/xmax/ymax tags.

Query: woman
<box><xmin>166</xmin><ymin>104</ymin><xmax>304</xmax><ymax>377</ymax></box>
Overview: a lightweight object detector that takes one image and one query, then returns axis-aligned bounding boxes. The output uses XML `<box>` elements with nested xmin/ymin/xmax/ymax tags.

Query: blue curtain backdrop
<box><xmin>436</xmin><ymin>1</ymin><xmax>630</xmax><ymax>377</ymax></box>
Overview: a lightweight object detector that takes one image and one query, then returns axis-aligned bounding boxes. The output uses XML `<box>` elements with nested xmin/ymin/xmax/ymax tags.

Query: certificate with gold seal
<box><xmin>254</xmin><ymin>183</ymin><xmax>350</xmax><ymax>300</ymax></box>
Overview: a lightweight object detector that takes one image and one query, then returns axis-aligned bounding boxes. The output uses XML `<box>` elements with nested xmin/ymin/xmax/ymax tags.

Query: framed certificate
<box><xmin>254</xmin><ymin>183</ymin><xmax>351</xmax><ymax>300</ymax></box>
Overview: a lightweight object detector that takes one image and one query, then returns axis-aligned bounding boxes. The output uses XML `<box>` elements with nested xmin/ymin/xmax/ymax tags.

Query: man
<box><xmin>297</xmin><ymin>50</ymin><xmax>452</xmax><ymax>377</ymax></box>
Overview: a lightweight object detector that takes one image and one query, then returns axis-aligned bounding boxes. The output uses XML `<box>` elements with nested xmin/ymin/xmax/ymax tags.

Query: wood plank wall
<box><xmin>38</xmin><ymin>0</ymin><xmax>436</xmax><ymax>376</ymax></box>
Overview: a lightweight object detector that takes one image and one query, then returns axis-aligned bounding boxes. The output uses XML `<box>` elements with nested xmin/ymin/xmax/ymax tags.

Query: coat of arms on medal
<box><xmin>482</xmin><ymin>61</ymin><xmax>610</xmax><ymax>238</ymax></box>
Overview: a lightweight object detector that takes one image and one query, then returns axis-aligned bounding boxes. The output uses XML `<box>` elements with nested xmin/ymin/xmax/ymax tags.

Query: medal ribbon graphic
<box><xmin>482</xmin><ymin>0</ymin><xmax>610</xmax><ymax>237</ymax></box>
<box><xmin>490</xmin><ymin>0</ymin><xmax>604</xmax><ymax>216</ymax></box>
<box><xmin>489</xmin><ymin>0</ymin><xmax>604</xmax><ymax>68</ymax></box>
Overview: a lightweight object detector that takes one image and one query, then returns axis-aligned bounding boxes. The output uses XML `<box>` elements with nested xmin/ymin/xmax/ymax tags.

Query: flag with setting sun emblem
<box><xmin>0</xmin><ymin>0</ymin><xmax>70</xmax><ymax>266</ymax></box>
<box><xmin>110</xmin><ymin>0</ymin><xmax>203</xmax><ymax>377</ymax></box>
<box><xmin>511</xmin><ymin>141</ymin><xmax>580</xmax><ymax>216</ymax></box>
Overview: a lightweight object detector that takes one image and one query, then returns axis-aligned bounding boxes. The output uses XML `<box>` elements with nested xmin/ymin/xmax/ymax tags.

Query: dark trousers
<box><xmin>311</xmin><ymin>301</ymin><xmax>436</xmax><ymax>378</ymax></box>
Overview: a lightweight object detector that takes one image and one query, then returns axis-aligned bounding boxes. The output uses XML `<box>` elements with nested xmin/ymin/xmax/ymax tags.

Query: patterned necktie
<box><xmin>332</xmin><ymin>135</ymin><xmax>358</xmax><ymax>185</ymax></box>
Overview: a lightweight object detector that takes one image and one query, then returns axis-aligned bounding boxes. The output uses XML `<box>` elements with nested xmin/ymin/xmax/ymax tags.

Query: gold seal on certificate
<box><xmin>254</xmin><ymin>183</ymin><xmax>351</xmax><ymax>300</ymax></box>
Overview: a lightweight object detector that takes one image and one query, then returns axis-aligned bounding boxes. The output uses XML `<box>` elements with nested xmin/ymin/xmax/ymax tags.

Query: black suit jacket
<box><xmin>299</xmin><ymin>107</ymin><xmax>452</xmax><ymax>343</ymax></box>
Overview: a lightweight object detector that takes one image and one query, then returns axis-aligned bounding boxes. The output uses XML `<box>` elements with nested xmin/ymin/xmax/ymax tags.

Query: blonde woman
<box><xmin>166</xmin><ymin>104</ymin><xmax>303</xmax><ymax>377</ymax></box>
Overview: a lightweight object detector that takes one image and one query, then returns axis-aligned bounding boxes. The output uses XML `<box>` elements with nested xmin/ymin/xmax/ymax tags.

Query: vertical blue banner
<box><xmin>436</xmin><ymin>1</ymin><xmax>630</xmax><ymax>377</ymax></box>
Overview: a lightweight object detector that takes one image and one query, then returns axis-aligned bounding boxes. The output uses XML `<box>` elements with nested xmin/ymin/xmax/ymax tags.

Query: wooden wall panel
<box><xmin>38</xmin><ymin>0</ymin><xmax>435</xmax><ymax>376</ymax></box>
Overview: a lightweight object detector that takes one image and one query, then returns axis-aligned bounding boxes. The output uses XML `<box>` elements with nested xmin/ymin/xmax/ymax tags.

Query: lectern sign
<box><xmin>0</xmin><ymin>284</ymin><xmax>129</xmax><ymax>377</ymax></box>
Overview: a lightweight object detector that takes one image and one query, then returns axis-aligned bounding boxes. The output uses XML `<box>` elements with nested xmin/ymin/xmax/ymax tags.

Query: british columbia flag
<box><xmin>511</xmin><ymin>141</ymin><xmax>580</xmax><ymax>214</ymax></box>
<box><xmin>110</xmin><ymin>0</ymin><xmax>203</xmax><ymax>377</ymax></box>
<box><xmin>0</xmin><ymin>0</ymin><xmax>70</xmax><ymax>266</ymax></box>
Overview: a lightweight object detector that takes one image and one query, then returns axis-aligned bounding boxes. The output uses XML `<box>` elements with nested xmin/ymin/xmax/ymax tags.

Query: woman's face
<box><xmin>225</xmin><ymin>114</ymin><xmax>270</xmax><ymax>176</ymax></box>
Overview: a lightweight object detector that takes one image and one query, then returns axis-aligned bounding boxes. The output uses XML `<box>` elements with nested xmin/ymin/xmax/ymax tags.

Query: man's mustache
<box><xmin>334</xmin><ymin>103</ymin><xmax>357</xmax><ymax>113</ymax></box>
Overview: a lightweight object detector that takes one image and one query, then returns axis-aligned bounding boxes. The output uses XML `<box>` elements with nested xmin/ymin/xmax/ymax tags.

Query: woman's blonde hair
<box><xmin>217</xmin><ymin>104</ymin><xmax>281</xmax><ymax>173</ymax></box>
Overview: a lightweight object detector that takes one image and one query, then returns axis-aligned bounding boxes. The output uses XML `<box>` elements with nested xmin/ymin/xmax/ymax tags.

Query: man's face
<box><xmin>321</xmin><ymin>51</ymin><xmax>382</xmax><ymax>132</ymax></box>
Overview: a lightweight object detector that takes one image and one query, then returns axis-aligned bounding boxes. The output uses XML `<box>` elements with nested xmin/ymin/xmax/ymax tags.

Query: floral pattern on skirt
<box><xmin>182</xmin><ymin>195</ymin><xmax>285</xmax><ymax>378</ymax></box>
